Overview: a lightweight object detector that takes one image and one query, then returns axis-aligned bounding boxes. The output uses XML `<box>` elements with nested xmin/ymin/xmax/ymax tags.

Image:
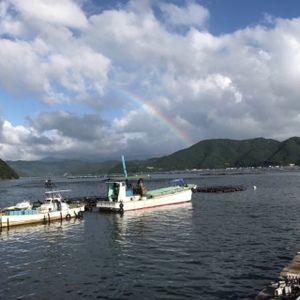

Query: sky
<box><xmin>1</xmin><ymin>0</ymin><xmax>300</xmax><ymax>161</ymax></box>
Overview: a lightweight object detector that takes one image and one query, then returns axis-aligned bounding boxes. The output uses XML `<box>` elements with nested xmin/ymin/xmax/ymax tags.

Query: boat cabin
<box><xmin>106</xmin><ymin>178</ymin><xmax>148</xmax><ymax>202</ymax></box>
<box><xmin>41</xmin><ymin>191</ymin><xmax>67</xmax><ymax>212</ymax></box>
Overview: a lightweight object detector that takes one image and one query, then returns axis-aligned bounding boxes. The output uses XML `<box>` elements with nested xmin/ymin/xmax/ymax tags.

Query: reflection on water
<box><xmin>0</xmin><ymin>219</ymin><xmax>85</xmax><ymax>299</ymax></box>
<box><xmin>1</xmin><ymin>218</ymin><xmax>83</xmax><ymax>239</ymax></box>
<box><xmin>1</xmin><ymin>172</ymin><xmax>300</xmax><ymax>299</ymax></box>
<box><xmin>114</xmin><ymin>202</ymin><xmax>193</xmax><ymax>244</ymax></box>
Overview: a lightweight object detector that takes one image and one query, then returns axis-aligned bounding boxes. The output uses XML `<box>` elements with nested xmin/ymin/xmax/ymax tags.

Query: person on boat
<box><xmin>125</xmin><ymin>179</ymin><xmax>132</xmax><ymax>190</ymax></box>
<box><xmin>55</xmin><ymin>200</ymin><xmax>61</xmax><ymax>211</ymax></box>
<box><xmin>112</xmin><ymin>183</ymin><xmax>119</xmax><ymax>201</ymax></box>
<box><xmin>137</xmin><ymin>178</ymin><xmax>144</xmax><ymax>188</ymax></box>
<box><xmin>137</xmin><ymin>178</ymin><xmax>147</xmax><ymax>196</ymax></box>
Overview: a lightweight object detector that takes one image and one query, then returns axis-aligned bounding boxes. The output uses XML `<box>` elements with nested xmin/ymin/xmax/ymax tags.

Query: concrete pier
<box><xmin>256</xmin><ymin>252</ymin><xmax>300</xmax><ymax>299</ymax></box>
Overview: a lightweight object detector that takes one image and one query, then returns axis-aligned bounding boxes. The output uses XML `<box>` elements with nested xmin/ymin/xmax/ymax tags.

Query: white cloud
<box><xmin>1</xmin><ymin>1</ymin><xmax>300</xmax><ymax>161</ymax></box>
<box><xmin>159</xmin><ymin>2</ymin><xmax>209</xmax><ymax>27</ymax></box>
<box><xmin>0</xmin><ymin>121</ymin><xmax>42</xmax><ymax>160</ymax></box>
<box><xmin>11</xmin><ymin>0</ymin><xmax>88</xmax><ymax>29</ymax></box>
<box><xmin>0</xmin><ymin>36</ymin><xmax>110</xmax><ymax>106</ymax></box>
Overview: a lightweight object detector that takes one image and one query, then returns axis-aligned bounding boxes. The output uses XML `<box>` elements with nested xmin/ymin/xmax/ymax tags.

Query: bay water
<box><xmin>1</xmin><ymin>171</ymin><xmax>300</xmax><ymax>299</ymax></box>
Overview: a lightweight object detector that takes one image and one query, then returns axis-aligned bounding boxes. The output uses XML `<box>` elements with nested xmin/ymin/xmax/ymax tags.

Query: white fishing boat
<box><xmin>96</xmin><ymin>156</ymin><xmax>197</xmax><ymax>212</ymax></box>
<box><xmin>0</xmin><ymin>180</ymin><xmax>85</xmax><ymax>228</ymax></box>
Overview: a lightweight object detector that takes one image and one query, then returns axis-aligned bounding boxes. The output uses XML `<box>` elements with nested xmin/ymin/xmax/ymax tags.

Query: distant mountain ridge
<box><xmin>5</xmin><ymin>137</ymin><xmax>300</xmax><ymax>177</ymax></box>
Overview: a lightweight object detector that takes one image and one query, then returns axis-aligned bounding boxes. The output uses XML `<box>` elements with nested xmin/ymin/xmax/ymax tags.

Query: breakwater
<box><xmin>196</xmin><ymin>185</ymin><xmax>246</xmax><ymax>193</ymax></box>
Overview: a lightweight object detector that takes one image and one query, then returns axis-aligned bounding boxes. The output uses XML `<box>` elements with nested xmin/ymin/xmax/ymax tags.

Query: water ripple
<box><xmin>1</xmin><ymin>173</ymin><xmax>300</xmax><ymax>299</ymax></box>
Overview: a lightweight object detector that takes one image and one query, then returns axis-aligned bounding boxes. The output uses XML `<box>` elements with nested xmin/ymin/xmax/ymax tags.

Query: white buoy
<box><xmin>253</xmin><ymin>185</ymin><xmax>257</xmax><ymax>189</ymax></box>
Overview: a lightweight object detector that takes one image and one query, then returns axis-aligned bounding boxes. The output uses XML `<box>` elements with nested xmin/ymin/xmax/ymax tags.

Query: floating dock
<box><xmin>256</xmin><ymin>252</ymin><xmax>300</xmax><ymax>300</ymax></box>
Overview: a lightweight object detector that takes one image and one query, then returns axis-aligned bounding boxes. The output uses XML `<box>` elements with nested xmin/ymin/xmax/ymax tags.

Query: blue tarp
<box><xmin>169</xmin><ymin>178</ymin><xmax>185</xmax><ymax>186</ymax></box>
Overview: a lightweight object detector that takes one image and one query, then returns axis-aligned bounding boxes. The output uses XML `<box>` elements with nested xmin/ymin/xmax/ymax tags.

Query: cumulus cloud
<box><xmin>1</xmin><ymin>0</ymin><xmax>300</xmax><ymax>161</ymax></box>
<box><xmin>10</xmin><ymin>0</ymin><xmax>88</xmax><ymax>29</ymax></box>
<box><xmin>159</xmin><ymin>2</ymin><xmax>209</xmax><ymax>28</ymax></box>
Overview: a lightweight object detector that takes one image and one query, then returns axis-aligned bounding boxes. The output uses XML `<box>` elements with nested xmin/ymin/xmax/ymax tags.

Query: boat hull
<box><xmin>0</xmin><ymin>206</ymin><xmax>85</xmax><ymax>228</ymax></box>
<box><xmin>97</xmin><ymin>189</ymin><xmax>193</xmax><ymax>212</ymax></box>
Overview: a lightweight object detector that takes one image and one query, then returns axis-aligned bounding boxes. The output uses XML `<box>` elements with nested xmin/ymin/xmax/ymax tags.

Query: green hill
<box><xmin>269</xmin><ymin>137</ymin><xmax>300</xmax><ymax>164</ymax></box>
<box><xmin>151</xmin><ymin>137</ymin><xmax>300</xmax><ymax>170</ymax></box>
<box><xmin>0</xmin><ymin>159</ymin><xmax>19</xmax><ymax>179</ymax></box>
<box><xmin>5</xmin><ymin>137</ymin><xmax>300</xmax><ymax>176</ymax></box>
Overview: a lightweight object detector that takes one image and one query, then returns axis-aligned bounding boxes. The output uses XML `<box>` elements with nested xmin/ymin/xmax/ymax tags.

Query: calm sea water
<box><xmin>1</xmin><ymin>171</ymin><xmax>300</xmax><ymax>299</ymax></box>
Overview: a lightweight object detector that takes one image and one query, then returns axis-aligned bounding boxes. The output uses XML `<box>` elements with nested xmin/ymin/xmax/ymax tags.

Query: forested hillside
<box><xmin>0</xmin><ymin>159</ymin><xmax>19</xmax><ymax>179</ymax></box>
<box><xmin>151</xmin><ymin>137</ymin><xmax>283</xmax><ymax>170</ymax></box>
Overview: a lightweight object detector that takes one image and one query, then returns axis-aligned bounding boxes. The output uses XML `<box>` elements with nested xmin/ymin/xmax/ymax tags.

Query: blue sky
<box><xmin>202</xmin><ymin>0</ymin><xmax>300</xmax><ymax>34</ymax></box>
<box><xmin>1</xmin><ymin>0</ymin><xmax>300</xmax><ymax>161</ymax></box>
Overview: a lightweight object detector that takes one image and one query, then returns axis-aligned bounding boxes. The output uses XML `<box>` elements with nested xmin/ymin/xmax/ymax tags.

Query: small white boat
<box><xmin>0</xmin><ymin>180</ymin><xmax>85</xmax><ymax>228</ymax></box>
<box><xmin>96</xmin><ymin>156</ymin><xmax>197</xmax><ymax>212</ymax></box>
<box><xmin>15</xmin><ymin>200</ymin><xmax>32</xmax><ymax>210</ymax></box>
<box><xmin>4</xmin><ymin>200</ymin><xmax>32</xmax><ymax>211</ymax></box>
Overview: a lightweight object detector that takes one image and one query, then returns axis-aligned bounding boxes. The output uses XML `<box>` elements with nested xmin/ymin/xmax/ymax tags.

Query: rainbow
<box><xmin>116</xmin><ymin>88</ymin><xmax>194</xmax><ymax>147</ymax></box>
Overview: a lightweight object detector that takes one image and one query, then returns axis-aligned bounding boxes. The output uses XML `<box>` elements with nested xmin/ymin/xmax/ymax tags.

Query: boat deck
<box><xmin>146</xmin><ymin>186</ymin><xmax>191</xmax><ymax>198</ymax></box>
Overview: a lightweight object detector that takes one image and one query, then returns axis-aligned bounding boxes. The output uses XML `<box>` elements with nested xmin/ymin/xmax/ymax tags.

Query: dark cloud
<box><xmin>27</xmin><ymin>111</ymin><xmax>108</xmax><ymax>140</ymax></box>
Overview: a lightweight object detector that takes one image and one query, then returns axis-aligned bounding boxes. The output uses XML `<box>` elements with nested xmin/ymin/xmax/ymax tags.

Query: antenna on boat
<box><xmin>122</xmin><ymin>155</ymin><xmax>128</xmax><ymax>177</ymax></box>
<box><xmin>45</xmin><ymin>179</ymin><xmax>56</xmax><ymax>189</ymax></box>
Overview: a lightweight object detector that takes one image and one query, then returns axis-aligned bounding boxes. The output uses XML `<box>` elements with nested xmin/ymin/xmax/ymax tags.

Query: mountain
<box><xmin>0</xmin><ymin>158</ymin><xmax>19</xmax><ymax>179</ymax></box>
<box><xmin>5</xmin><ymin>159</ymin><xmax>120</xmax><ymax>177</ymax></box>
<box><xmin>5</xmin><ymin>137</ymin><xmax>300</xmax><ymax>177</ymax></box>
<box><xmin>151</xmin><ymin>137</ymin><xmax>283</xmax><ymax>170</ymax></box>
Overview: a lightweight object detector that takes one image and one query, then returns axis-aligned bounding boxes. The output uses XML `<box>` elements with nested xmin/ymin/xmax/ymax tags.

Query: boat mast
<box><xmin>122</xmin><ymin>155</ymin><xmax>128</xmax><ymax>177</ymax></box>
